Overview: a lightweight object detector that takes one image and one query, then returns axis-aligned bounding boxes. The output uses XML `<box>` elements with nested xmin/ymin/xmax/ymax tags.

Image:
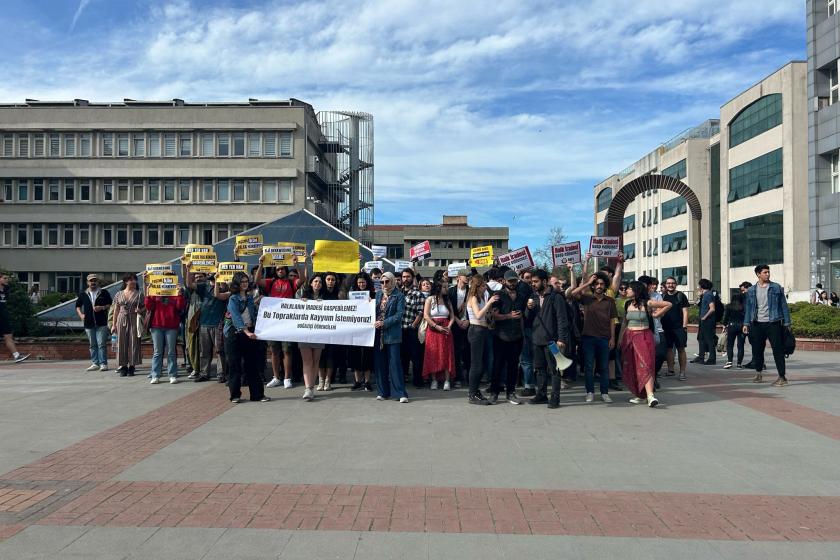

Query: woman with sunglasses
<box><xmin>374</xmin><ymin>272</ymin><xmax>408</xmax><ymax>403</ymax></box>
<box><xmin>223</xmin><ymin>272</ymin><xmax>270</xmax><ymax>404</ymax></box>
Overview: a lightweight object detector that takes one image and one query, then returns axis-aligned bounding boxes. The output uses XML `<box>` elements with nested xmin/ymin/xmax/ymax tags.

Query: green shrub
<box><xmin>0</xmin><ymin>269</ymin><xmax>38</xmax><ymax>336</ymax></box>
<box><xmin>788</xmin><ymin>302</ymin><xmax>840</xmax><ymax>339</ymax></box>
<box><xmin>687</xmin><ymin>306</ymin><xmax>699</xmax><ymax>324</ymax></box>
<box><xmin>37</xmin><ymin>292</ymin><xmax>77</xmax><ymax>311</ymax></box>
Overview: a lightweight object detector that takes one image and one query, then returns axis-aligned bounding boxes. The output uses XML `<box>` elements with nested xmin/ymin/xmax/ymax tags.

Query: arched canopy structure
<box><xmin>603</xmin><ymin>174</ymin><xmax>702</xmax><ymax>237</ymax></box>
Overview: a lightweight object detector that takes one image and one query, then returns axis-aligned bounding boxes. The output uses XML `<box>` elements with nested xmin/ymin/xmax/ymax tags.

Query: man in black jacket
<box><xmin>448</xmin><ymin>270</ymin><xmax>471</xmax><ymax>387</ymax></box>
<box><xmin>526</xmin><ymin>269</ymin><xmax>570</xmax><ymax>409</ymax></box>
<box><xmin>75</xmin><ymin>273</ymin><xmax>113</xmax><ymax>372</ymax></box>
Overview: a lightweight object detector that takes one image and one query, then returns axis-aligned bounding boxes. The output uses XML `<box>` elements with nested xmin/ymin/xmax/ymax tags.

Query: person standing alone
<box><xmin>743</xmin><ymin>265</ymin><xmax>791</xmax><ymax>385</ymax></box>
<box><xmin>0</xmin><ymin>273</ymin><xmax>29</xmax><ymax>363</ymax></box>
<box><xmin>76</xmin><ymin>273</ymin><xmax>112</xmax><ymax>372</ymax></box>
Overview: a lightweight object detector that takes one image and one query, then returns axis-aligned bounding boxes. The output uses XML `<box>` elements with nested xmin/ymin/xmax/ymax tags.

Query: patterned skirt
<box><xmin>422</xmin><ymin>318</ymin><xmax>456</xmax><ymax>381</ymax></box>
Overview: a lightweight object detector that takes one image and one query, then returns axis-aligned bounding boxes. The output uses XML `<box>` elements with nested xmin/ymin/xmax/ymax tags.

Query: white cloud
<box><xmin>70</xmin><ymin>0</ymin><xmax>93</xmax><ymax>31</ymax></box>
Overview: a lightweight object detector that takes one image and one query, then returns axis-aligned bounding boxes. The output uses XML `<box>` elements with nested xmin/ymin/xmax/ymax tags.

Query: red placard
<box><xmin>409</xmin><ymin>240</ymin><xmax>431</xmax><ymax>261</ymax></box>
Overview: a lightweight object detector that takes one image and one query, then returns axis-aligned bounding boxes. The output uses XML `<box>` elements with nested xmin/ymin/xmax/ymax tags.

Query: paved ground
<box><xmin>1</xmin><ymin>342</ymin><xmax>839</xmax><ymax>559</ymax></box>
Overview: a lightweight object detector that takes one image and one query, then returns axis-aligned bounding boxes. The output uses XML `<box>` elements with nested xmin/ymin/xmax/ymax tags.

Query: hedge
<box><xmin>686</xmin><ymin>300</ymin><xmax>840</xmax><ymax>339</ymax></box>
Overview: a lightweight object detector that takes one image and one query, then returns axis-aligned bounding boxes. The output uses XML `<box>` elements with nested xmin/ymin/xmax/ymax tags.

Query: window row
<box><xmin>642</xmin><ymin>207</ymin><xmax>658</xmax><ymax>227</ymax></box>
<box><xmin>661</xmin><ymin>230</ymin><xmax>688</xmax><ymax>253</ymax></box>
<box><xmin>642</xmin><ymin>239</ymin><xmax>658</xmax><ymax>257</ymax></box>
<box><xmin>661</xmin><ymin>266</ymin><xmax>688</xmax><ymax>286</ymax></box>
<box><xmin>623</xmin><ymin>215</ymin><xmax>635</xmax><ymax>232</ymax></box>
<box><xmin>1</xmin><ymin>223</ymin><xmax>259</xmax><ymax>249</ymax></box>
<box><xmin>661</xmin><ymin>196</ymin><xmax>687</xmax><ymax>219</ymax></box>
<box><xmin>596</xmin><ymin>188</ymin><xmax>613</xmax><ymax>212</ymax></box>
<box><xmin>728</xmin><ymin>148</ymin><xmax>782</xmax><ymax>203</ymax></box>
<box><xmin>729</xmin><ymin>94</ymin><xmax>782</xmax><ymax>148</ymax></box>
<box><xmin>0</xmin><ymin>131</ymin><xmax>293</xmax><ymax>159</ymax></box>
<box><xmin>623</xmin><ymin>243</ymin><xmax>635</xmax><ymax>260</ymax></box>
<box><xmin>730</xmin><ymin>211</ymin><xmax>783</xmax><ymax>268</ymax></box>
<box><xmin>661</xmin><ymin>159</ymin><xmax>686</xmax><ymax>182</ymax></box>
<box><xmin>2</xmin><ymin>178</ymin><xmax>294</xmax><ymax>204</ymax></box>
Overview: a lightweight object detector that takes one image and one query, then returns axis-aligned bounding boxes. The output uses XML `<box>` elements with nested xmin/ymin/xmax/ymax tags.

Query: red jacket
<box><xmin>144</xmin><ymin>295</ymin><xmax>186</xmax><ymax>330</ymax></box>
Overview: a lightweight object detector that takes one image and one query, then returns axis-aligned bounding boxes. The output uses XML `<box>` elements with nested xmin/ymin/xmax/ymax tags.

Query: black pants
<box><xmin>467</xmin><ymin>325</ymin><xmax>490</xmax><ymax>395</ymax></box>
<box><xmin>400</xmin><ymin>327</ymin><xmax>424</xmax><ymax>386</ymax></box>
<box><xmin>726</xmin><ymin>323</ymin><xmax>746</xmax><ymax>364</ymax></box>
<box><xmin>491</xmin><ymin>337</ymin><xmax>523</xmax><ymax>396</ymax></box>
<box><xmin>749</xmin><ymin>321</ymin><xmax>786</xmax><ymax>378</ymax></box>
<box><xmin>225</xmin><ymin>332</ymin><xmax>265</xmax><ymax>401</ymax></box>
<box><xmin>533</xmin><ymin>344</ymin><xmax>561</xmax><ymax>396</ymax></box>
<box><xmin>452</xmin><ymin>323</ymin><xmax>471</xmax><ymax>384</ymax></box>
<box><xmin>698</xmin><ymin>318</ymin><xmax>717</xmax><ymax>361</ymax></box>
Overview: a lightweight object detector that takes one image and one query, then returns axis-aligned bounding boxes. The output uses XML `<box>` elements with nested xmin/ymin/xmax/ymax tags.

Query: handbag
<box><xmin>716</xmin><ymin>334</ymin><xmax>726</xmax><ymax>353</ymax></box>
<box><xmin>417</xmin><ymin>319</ymin><xmax>428</xmax><ymax>344</ymax></box>
<box><xmin>135</xmin><ymin>296</ymin><xmax>146</xmax><ymax>338</ymax></box>
<box><xmin>783</xmin><ymin>326</ymin><xmax>796</xmax><ymax>357</ymax></box>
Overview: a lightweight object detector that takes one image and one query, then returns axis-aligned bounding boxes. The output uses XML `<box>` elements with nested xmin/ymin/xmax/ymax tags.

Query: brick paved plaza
<box><xmin>1</xmin><ymin>343</ymin><xmax>839</xmax><ymax>559</ymax></box>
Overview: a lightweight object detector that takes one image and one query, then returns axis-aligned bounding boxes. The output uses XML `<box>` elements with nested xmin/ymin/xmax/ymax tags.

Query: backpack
<box><xmin>713</xmin><ymin>291</ymin><xmax>724</xmax><ymax>323</ymax></box>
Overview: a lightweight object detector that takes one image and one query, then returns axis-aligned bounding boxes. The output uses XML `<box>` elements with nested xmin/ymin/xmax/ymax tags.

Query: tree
<box><xmin>533</xmin><ymin>227</ymin><xmax>566</xmax><ymax>270</ymax></box>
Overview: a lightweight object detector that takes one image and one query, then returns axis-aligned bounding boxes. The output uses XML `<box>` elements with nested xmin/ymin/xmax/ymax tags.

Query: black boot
<box><xmin>127</xmin><ymin>365</ymin><xmax>135</xmax><ymax>377</ymax></box>
<box><xmin>529</xmin><ymin>392</ymin><xmax>548</xmax><ymax>404</ymax></box>
<box><xmin>547</xmin><ymin>392</ymin><xmax>560</xmax><ymax>409</ymax></box>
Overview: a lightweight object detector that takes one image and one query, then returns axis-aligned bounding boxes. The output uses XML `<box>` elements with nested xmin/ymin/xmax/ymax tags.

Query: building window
<box><xmin>80</xmin><ymin>133</ymin><xmax>91</xmax><ymax>156</ymax></box>
<box><xmin>2</xmin><ymin>134</ymin><xmax>12</xmax><ymax>157</ymax></box>
<box><xmin>596</xmin><ymin>188</ymin><xmax>613</xmax><ymax>212</ymax></box>
<box><xmin>117</xmin><ymin>134</ymin><xmax>129</xmax><ymax>157</ymax></box>
<box><xmin>730</xmin><ymin>211</ymin><xmax>783</xmax><ymax>268</ymax></box>
<box><xmin>729</xmin><ymin>93</ymin><xmax>782</xmax><ymax>148</ymax></box>
<box><xmin>79</xmin><ymin>224</ymin><xmax>89</xmax><ymax>246</ymax></box>
<box><xmin>642</xmin><ymin>240</ymin><xmax>646</xmax><ymax>257</ymax></box>
<box><xmin>216</xmin><ymin>225</ymin><xmax>229</xmax><ymax>243</ymax></box>
<box><xmin>179</xmin><ymin>180</ymin><xmax>191</xmax><ymax>201</ymax></box>
<box><xmin>164</xmin><ymin>180</ymin><xmax>176</xmax><ymax>202</ymax></box>
<box><xmin>64</xmin><ymin>134</ymin><xmax>76</xmax><ymax>157</ymax></box>
<box><xmin>233</xmin><ymin>133</ymin><xmax>245</xmax><ymax>156</ymax></box>
<box><xmin>17</xmin><ymin>180</ymin><xmax>28</xmax><ymax>201</ymax></box>
<box><xmin>661</xmin><ymin>159</ymin><xmax>686</xmax><ymax>181</ymax></box>
<box><xmin>164</xmin><ymin>134</ymin><xmax>176</xmax><ymax>157</ymax></box>
<box><xmin>279</xmin><ymin>179</ymin><xmax>293</xmax><ymax>202</ymax></box>
<box><xmin>148</xmin><ymin>180</ymin><xmax>160</xmax><ymax>202</ymax></box>
<box><xmin>248</xmin><ymin>180</ymin><xmax>260</xmax><ymax>201</ymax></box>
<box><xmin>202</xmin><ymin>227</ymin><xmax>213</xmax><ymax>245</ymax></box>
<box><xmin>662</xmin><ymin>197</ymin><xmax>687</xmax><ymax>219</ymax></box>
<box><xmin>133</xmin><ymin>134</ymin><xmax>145</xmax><ymax>157</ymax></box>
<box><xmin>47</xmin><ymin>224</ymin><xmax>58</xmax><ymax>246</ymax></box>
<box><xmin>103</xmin><ymin>180</ymin><xmax>113</xmax><ymax>201</ymax></box>
<box><xmin>202</xmin><ymin>180</ymin><xmax>214</xmax><ymax>202</ymax></box>
<box><xmin>147</xmin><ymin>225</ymin><xmax>159</xmax><ymax>246</ymax></box>
<box><xmin>279</xmin><ymin>131</ymin><xmax>292</xmax><ymax>157</ymax></box>
<box><xmin>17</xmin><ymin>225</ymin><xmax>27</xmax><ymax>246</ymax></box>
<box><xmin>149</xmin><ymin>133</ymin><xmax>161</xmax><ymax>157</ymax></box>
<box><xmin>217</xmin><ymin>180</ymin><xmax>230</xmax><ymax>201</ymax></box>
<box><xmin>18</xmin><ymin>134</ymin><xmax>29</xmax><ymax>157</ymax></box>
<box><xmin>832</xmin><ymin>152</ymin><xmax>840</xmax><ymax>194</ymax></box>
<box><xmin>103</xmin><ymin>225</ymin><xmax>113</xmax><ymax>246</ymax></box>
<box><xmin>177</xmin><ymin>225</ymin><xmax>190</xmax><ymax>246</ymax></box>
<box><xmin>248</xmin><ymin>133</ymin><xmax>261</xmax><ymax>157</ymax></box>
<box><xmin>179</xmin><ymin>134</ymin><xmax>192</xmax><ymax>156</ymax></box>
<box><xmin>49</xmin><ymin>179</ymin><xmax>59</xmax><ymax>201</ymax></box>
<box><xmin>33</xmin><ymin>134</ymin><xmax>45</xmax><ymax>157</ymax></box>
<box><xmin>163</xmin><ymin>225</ymin><xmax>175</xmax><ymax>246</ymax></box>
<box><xmin>661</xmin><ymin>266</ymin><xmax>688</xmax><ymax>286</ymax></box>
<box><xmin>597</xmin><ymin>222</ymin><xmax>605</xmax><ymax>236</ymax></box>
<box><xmin>233</xmin><ymin>180</ymin><xmax>245</xmax><ymax>201</ymax></box>
<box><xmin>623</xmin><ymin>214</ymin><xmax>635</xmax><ymax>232</ymax></box>
<box><xmin>201</xmin><ymin>133</ymin><xmax>213</xmax><ymax>157</ymax></box>
<box><xmin>80</xmin><ymin>180</ymin><xmax>91</xmax><ymax>201</ymax></box>
<box><xmin>263</xmin><ymin>180</ymin><xmax>277</xmax><ymax>203</ymax></box>
<box><xmin>116</xmin><ymin>225</ymin><xmax>128</xmax><ymax>246</ymax></box>
<box><xmin>63</xmin><ymin>224</ymin><xmax>74</xmax><ymax>246</ymax></box>
<box><xmin>117</xmin><ymin>180</ymin><xmax>129</xmax><ymax>202</ymax></box>
<box><xmin>623</xmin><ymin>243</ymin><xmax>635</xmax><ymax>260</ymax></box>
<box><xmin>131</xmin><ymin>226</ymin><xmax>143</xmax><ymax>246</ymax></box>
<box><xmin>102</xmin><ymin>133</ymin><xmax>114</xmax><ymax>156</ymax></box>
<box><xmin>661</xmin><ymin>230</ymin><xmax>687</xmax><ymax>253</ymax></box>
<box><xmin>2</xmin><ymin>179</ymin><xmax>10</xmax><ymax>202</ymax></box>
<box><xmin>132</xmin><ymin>181</ymin><xmax>144</xmax><ymax>202</ymax></box>
<box><xmin>33</xmin><ymin>179</ymin><xmax>44</xmax><ymax>201</ymax></box>
<box><xmin>32</xmin><ymin>225</ymin><xmax>43</xmax><ymax>246</ymax></box>
<box><xmin>728</xmin><ymin>148</ymin><xmax>783</xmax><ymax>202</ymax></box>
<box><xmin>217</xmin><ymin>133</ymin><xmax>230</xmax><ymax>156</ymax></box>
<box><xmin>1</xmin><ymin>224</ymin><xmax>11</xmax><ymax>246</ymax></box>
<box><xmin>264</xmin><ymin>133</ymin><xmax>276</xmax><ymax>156</ymax></box>
<box><xmin>64</xmin><ymin>179</ymin><xmax>76</xmax><ymax>202</ymax></box>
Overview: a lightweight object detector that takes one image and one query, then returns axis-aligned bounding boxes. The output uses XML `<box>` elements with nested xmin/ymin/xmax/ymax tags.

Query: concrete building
<box><xmin>808</xmin><ymin>0</ymin><xmax>840</xmax><ymax>295</ymax></box>
<box><xmin>593</xmin><ymin>61</ymin><xmax>809</xmax><ymax>300</ymax></box>
<box><xmin>367</xmin><ymin>215</ymin><xmax>509</xmax><ymax>277</ymax></box>
<box><xmin>0</xmin><ymin>99</ymin><xmax>373</xmax><ymax>294</ymax></box>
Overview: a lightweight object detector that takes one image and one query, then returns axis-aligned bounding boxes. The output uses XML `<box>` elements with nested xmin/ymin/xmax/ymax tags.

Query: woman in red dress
<box><xmin>421</xmin><ymin>280</ymin><xmax>456</xmax><ymax>390</ymax></box>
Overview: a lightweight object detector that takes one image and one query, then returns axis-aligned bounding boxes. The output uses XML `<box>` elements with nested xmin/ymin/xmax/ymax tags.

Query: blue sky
<box><xmin>0</xmin><ymin>0</ymin><xmax>805</xmax><ymax>252</ymax></box>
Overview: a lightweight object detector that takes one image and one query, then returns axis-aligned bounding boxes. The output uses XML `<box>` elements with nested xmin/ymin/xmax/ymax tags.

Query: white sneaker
<box><xmin>629</xmin><ymin>397</ymin><xmax>643</xmax><ymax>404</ymax></box>
<box><xmin>376</xmin><ymin>395</ymin><xmax>385</xmax><ymax>401</ymax></box>
<box><xmin>283</xmin><ymin>378</ymin><xmax>293</xmax><ymax>389</ymax></box>
<box><xmin>169</xmin><ymin>377</ymin><xmax>178</xmax><ymax>384</ymax></box>
<box><xmin>647</xmin><ymin>394</ymin><xmax>659</xmax><ymax>407</ymax></box>
<box><xmin>443</xmin><ymin>381</ymin><xmax>451</xmax><ymax>391</ymax></box>
<box><xmin>316</xmin><ymin>381</ymin><xmax>325</xmax><ymax>391</ymax></box>
<box><xmin>303</xmin><ymin>388</ymin><xmax>314</xmax><ymax>401</ymax></box>
<box><xmin>723</xmin><ymin>362</ymin><xmax>732</xmax><ymax>369</ymax></box>
<box><xmin>13</xmin><ymin>354</ymin><xmax>30</xmax><ymax>363</ymax></box>
<box><xmin>187</xmin><ymin>372</ymin><xmax>197</xmax><ymax>380</ymax></box>
<box><xmin>678</xmin><ymin>372</ymin><xmax>687</xmax><ymax>381</ymax></box>
<box><xmin>585</xmin><ymin>392</ymin><xmax>594</xmax><ymax>403</ymax></box>
<box><xmin>266</xmin><ymin>378</ymin><xmax>282</xmax><ymax>388</ymax></box>
<box><xmin>99</xmin><ymin>365</ymin><xmax>108</xmax><ymax>372</ymax></box>
<box><xmin>150</xmin><ymin>377</ymin><xmax>160</xmax><ymax>384</ymax></box>
<box><xmin>601</xmin><ymin>393</ymin><xmax>612</xmax><ymax>403</ymax></box>
<box><xmin>399</xmin><ymin>397</ymin><xmax>409</xmax><ymax>403</ymax></box>
<box><xmin>430</xmin><ymin>380</ymin><xmax>439</xmax><ymax>390</ymax></box>
<box><xmin>86</xmin><ymin>364</ymin><xmax>99</xmax><ymax>372</ymax></box>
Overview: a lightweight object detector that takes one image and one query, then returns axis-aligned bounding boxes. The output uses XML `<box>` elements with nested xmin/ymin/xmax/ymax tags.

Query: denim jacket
<box><xmin>743</xmin><ymin>281</ymin><xmax>791</xmax><ymax>326</ymax></box>
<box><xmin>375</xmin><ymin>289</ymin><xmax>405</xmax><ymax>345</ymax></box>
<box><xmin>224</xmin><ymin>293</ymin><xmax>257</xmax><ymax>337</ymax></box>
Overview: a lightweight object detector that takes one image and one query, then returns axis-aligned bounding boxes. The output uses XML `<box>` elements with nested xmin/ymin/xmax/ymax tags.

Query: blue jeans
<box><xmin>85</xmin><ymin>326</ymin><xmax>109</xmax><ymax>366</ymax></box>
<box><xmin>582</xmin><ymin>335</ymin><xmax>610</xmax><ymax>394</ymax></box>
<box><xmin>151</xmin><ymin>328</ymin><xmax>178</xmax><ymax>379</ymax></box>
<box><xmin>519</xmin><ymin>327</ymin><xmax>535</xmax><ymax>387</ymax></box>
<box><xmin>375</xmin><ymin>340</ymin><xmax>408</xmax><ymax>399</ymax></box>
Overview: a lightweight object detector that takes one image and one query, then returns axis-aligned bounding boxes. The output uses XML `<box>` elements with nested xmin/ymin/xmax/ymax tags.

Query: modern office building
<box><xmin>0</xmin><ymin>99</ymin><xmax>373</xmax><ymax>294</ymax></box>
<box><xmin>808</xmin><ymin>0</ymin><xmax>840</xmax><ymax>294</ymax></box>
<box><xmin>593</xmin><ymin>61</ymin><xmax>809</xmax><ymax>300</ymax></box>
<box><xmin>366</xmin><ymin>215</ymin><xmax>509</xmax><ymax>277</ymax></box>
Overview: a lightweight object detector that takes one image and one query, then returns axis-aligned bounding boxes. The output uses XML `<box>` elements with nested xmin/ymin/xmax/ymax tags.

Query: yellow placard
<box><xmin>184</xmin><ymin>244</ymin><xmax>213</xmax><ymax>261</ymax></box>
<box><xmin>234</xmin><ymin>234</ymin><xmax>263</xmax><ymax>256</ymax></box>
<box><xmin>216</xmin><ymin>262</ymin><xmax>247</xmax><ymax>283</ymax></box>
<box><xmin>312</xmin><ymin>240</ymin><xmax>359</xmax><ymax>273</ymax></box>
<box><xmin>146</xmin><ymin>274</ymin><xmax>180</xmax><ymax>297</ymax></box>
<box><xmin>469</xmin><ymin>245</ymin><xmax>494</xmax><ymax>267</ymax></box>
<box><xmin>145</xmin><ymin>263</ymin><xmax>174</xmax><ymax>274</ymax></box>
<box><xmin>262</xmin><ymin>242</ymin><xmax>307</xmax><ymax>266</ymax></box>
<box><xmin>189</xmin><ymin>252</ymin><xmax>218</xmax><ymax>273</ymax></box>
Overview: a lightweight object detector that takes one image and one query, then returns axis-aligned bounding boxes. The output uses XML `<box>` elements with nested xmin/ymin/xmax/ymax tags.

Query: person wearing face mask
<box><xmin>572</xmin><ymin>272</ymin><xmax>618</xmax><ymax>403</ymax></box>
<box><xmin>375</xmin><ymin>272</ymin><xmax>409</xmax><ymax>403</ymax></box>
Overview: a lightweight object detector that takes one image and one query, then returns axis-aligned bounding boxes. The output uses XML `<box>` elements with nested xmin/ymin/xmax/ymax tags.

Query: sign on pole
<box><xmin>552</xmin><ymin>242</ymin><xmax>582</xmax><ymax>267</ymax></box>
<box><xmin>497</xmin><ymin>246</ymin><xmax>534</xmax><ymax>271</ymax></box>
<box><xmin>394</xmin><ymin>260</ymin><xmax>413</xmax><ymax>273</ymax></box>
<box><xmin>447</xmin><ymin>262</ymin><xmax>468</xmax><ymax>277</ymax></box>
<box><xmin>370</xmin><ymin>245</ymin><xmax>387</xmax><ymax>258</ymax></box>
<box><xmin>363</xmin><ymin>260</ymin><xmax>383</xmax><ymax>273</ymax></box>
<box><xmin>409</xmin><ymin>240</ymin><xmax>431</xmax><ymax>261</ymax></box>
<box><xmin>588</xmin><ymin>236</ymin><xmax>620</xmax><ymax>258</ymax></box>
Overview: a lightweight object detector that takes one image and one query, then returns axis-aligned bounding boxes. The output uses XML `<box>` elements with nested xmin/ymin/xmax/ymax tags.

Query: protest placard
<box><xmin>313</xmin><ymin>240</ymin><xmax>359</xmax><ymax>273</ymax></box>
<box><xmin>497</xmin><ymin>246</ymin><xmax>534</xmax><ymax>271</ymax></box>
<box><xmin>370</xmin><ymin>245</ymin><xmax>387</xmax><ymax>258</ymax></box>
<box><xmin>255</xmin><ymin>297</ymin><xmax>376</xmax><ymax>347</ymax></box>
<box><xmin>189</xmin><ymin>252</ymin><xmax>218</xmax><ymax>273</ymax></box>
<box><xmin>145</xmin><ymin>263</ymin><xmax>174</xmax><ymax>274</ymax></box>
<box><xmin>394</xmin><ymin>260</ymin><xmax>413</xmax><ymax>272</ymax></box>
<box><xmin>146</xmin><ymin>274</ymin><xmax>180</xmax><ymax>297</ymax></box>
<box><xmin>447</xmin><ymin>262</ymin><xmax>468</xmax><ymax>277</ymax></box>
<box><xmin>552</xmin><ymin>242</ymin><xmax>582</xmax><ymax>267</ymax></box>
<box><xmin>183</xmin><ymin>244</ymin><xmax>213</xmax><ymax>261</ymax></box>
<box><xmin>589</xmin><ymin>236</ymin><xmax>621</xmax><ymax>258</ymax></box>
<box><xmin>348</xmin><ymin>291</ymin><xmax>370</xmax><ymax>301</ymax></box>
<box><xmin>363</xmin><ymin>260</ymin><xmax>383</xmax><ymax>273</ymax></box>
<box><xmin>234</xmin><ymin>234</ymin><xmax>263</xmax><ymax>256</ymax></box>
<box><xmin>409</xmin><ymin>240</ymin><xmax>431</xmax><ymax>261</ymax></box>
<box><xmin>469</xmin><ymin>245</ymin><xmax>494</xmax><ymax>267</ymax></box>
<box><xmin>216</xmin><ymin>262</ymin><xmax>247</xmax><ymax>282</ymax></box>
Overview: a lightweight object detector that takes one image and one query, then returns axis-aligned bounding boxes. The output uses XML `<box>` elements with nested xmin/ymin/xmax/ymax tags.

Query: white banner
<box><xmin>363</xmin><ymin>260</ymin><xmax>383</xmax><ymax>272</ymax></box>
<box><xmin>447</xmin><ymin>262</ymin><xmax>468</xmax><ymax>277</ymax></box>
<box><xmin>371</xmin><ymin>245</ymin><xmax>387</xmax><ymax>258</ymax></box>
<box><xmin>254</xmin><ymin>297</ymin><xmax>375</xmax><ymax>347</ymax></box>
<box><xmin>589</xmin><ymin>236</ymin><xmax>620</xmax><ymax>258</ymax></box>
<box><xmin>497</xmin><ymin>246</ymin><xmax>533</xmax><ymax>271</ymax></box>
<box><xmin>394</xmin><ymin>260</ymin><xmax>413</xmax><ymax>272</ymax></box>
